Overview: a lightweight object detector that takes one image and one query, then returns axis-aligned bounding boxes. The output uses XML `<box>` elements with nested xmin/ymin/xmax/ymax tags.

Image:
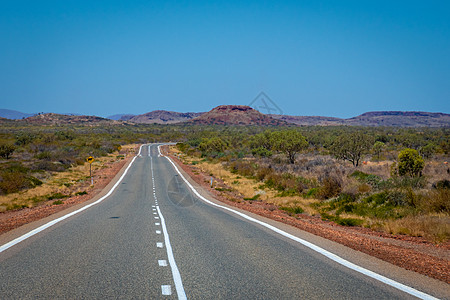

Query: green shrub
<box><xmin>433</xmin><ymin>179</ymin><xmax>450</xmax><ymax>189</ymax></box>
<box><xmin>35</xmin><ymin>151</ymin><xmax>52</xmax><ymax>160</ymax></box>
<box><xmin>397</xmin><ymin>148</ymin><xmax>424</xmax><ymax>177</ymax></box>
<box><xmin>251</xmin><ymin>147</ymin><xmax>273</xmax><ymax>157</ymax></box>
<box><xmin>47</xmin><ymin>193</ymin><xmax>69</xmax><ymax>200</ymax></box>
<box><xmin>280</xmin><ymin>206</ymin><xmax>304</xmax><ymax>215</ymax></box>
<box><xmin>336</xmin><ymin>217</ymin><xmax>363</xmax><ymax>226</ymax></box>
<box><xmin>350</xmin><ymin>170</ymin><xmax>381</xmax><ymax>187</ymax></box>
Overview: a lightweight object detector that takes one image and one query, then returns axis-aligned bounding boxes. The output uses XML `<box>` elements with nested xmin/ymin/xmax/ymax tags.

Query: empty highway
<box><xmin>0</xmin><ymin>144</ymin><xmax>448</xmax><ymax>299</ymax></box>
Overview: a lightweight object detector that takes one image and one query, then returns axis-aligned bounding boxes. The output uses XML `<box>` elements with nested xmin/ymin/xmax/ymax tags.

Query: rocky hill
<box><xmin>187</xmin><ymin>105</ymin><xmax>290</xmax><ymax>126</ymax></box>
<box><xmin>22</xmin><ymin>113</ymin><xmax>121</xmax><ymax>125</ymax></box>
<box><xmin>129</xmin><ymin>110</ymin><xmax>203</xmax><ymax>124</ymax></box>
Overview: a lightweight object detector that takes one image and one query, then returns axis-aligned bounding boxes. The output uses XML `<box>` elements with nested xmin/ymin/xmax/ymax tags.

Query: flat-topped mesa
<box><xmin>23</xmin><ymin>113</ymin><xmax>119</xmax><ymax>125</ymax></box>
<box><xmin>128</xmin><ymin>110</ymin><xmax>203</xmax><ymax>124</ymax></box>
<box><xmin>187</xmin><ymin>105</ymin><xmax>291</xmax><ymax>126</ymax></box>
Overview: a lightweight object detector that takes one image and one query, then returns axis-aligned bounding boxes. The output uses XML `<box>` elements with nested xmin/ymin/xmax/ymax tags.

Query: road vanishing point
<box><xmin>0</xmin><ymin>144</ymin><xmax>448</xmax><ymax>299</ymax></box>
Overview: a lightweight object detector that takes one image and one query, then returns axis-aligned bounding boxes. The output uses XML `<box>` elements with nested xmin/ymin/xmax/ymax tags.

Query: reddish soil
<box><xmin>1</xmin><ymin>147</ymin><xmax>448</xmax><ymax>284</ymax></box>
<box><xmin>0</xmin><ymin>156</ymin><xmax>132</xmax><ymax>234</ymax></box>
<box><xmin>165</xmin><ymin>149</ymin><xmax>450</xmax><ymax>284</ymax></box>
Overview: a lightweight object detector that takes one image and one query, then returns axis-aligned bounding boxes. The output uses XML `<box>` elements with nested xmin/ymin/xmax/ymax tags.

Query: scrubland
<box><xmin>174</xmin><ymin>126</ymin><xmax>449</xmax><ymax>244</ymax></box>
<box><xmin>1</xmin><ymin>121</ymin><xmax>448</xmax><ymax>244</ymax></box>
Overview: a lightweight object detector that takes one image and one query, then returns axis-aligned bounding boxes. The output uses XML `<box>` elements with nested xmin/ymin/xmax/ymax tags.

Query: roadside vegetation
<box><xmin>1</xmin><ymin>121</ymin><xmax>449</xmax><ymax>243</ymax></box>
<box><xmin>173</xmin><ymin>126</ymin><xmax>449</xmax><ymax>244</ymax></box>
<box><xmin>0</xmin><ymin>123</ymin><xmax>186</xmax><ymax>211</ymax></box>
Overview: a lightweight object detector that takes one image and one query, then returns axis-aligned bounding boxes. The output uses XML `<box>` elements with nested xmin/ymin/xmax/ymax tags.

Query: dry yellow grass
<box><xmin>384</xmin><ymin>214</ymin><xmax>450</xmax><ymax>244</ymax></box>
<box><xmin>170</xmin><ymin>145</ymin><xmax>319</xmax><ymax>215</ymax></box>
<box><xmin>171</xmin><ymin>146</ymin><xmax>450</xmax><ymax>243</ymax></box>
<box><xmin>0</xmin><ymin>144</ymin><xmax>139</xmax><ymax>212</ymax></box>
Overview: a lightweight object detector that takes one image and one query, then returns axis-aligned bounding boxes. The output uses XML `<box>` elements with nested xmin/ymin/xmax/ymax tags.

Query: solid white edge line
<box><xmin>0</xmin><ymin>144</ymin><xmax>145</xmax><ymax>254</ymax></box>
<box><xmin>157</xmin><ymin>206</ymin><xmax>187</xmax><ymax>300</ymax></box>
<box><xmin>163</xmin><ymin>153</ymin><xmax>438</xmax><ymax>300</ymax></box>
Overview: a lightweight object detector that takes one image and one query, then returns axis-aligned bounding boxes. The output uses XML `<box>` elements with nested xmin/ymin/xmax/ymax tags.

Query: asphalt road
<box><xmin>0</xmin><ymin>144</ymin><xmax>448</xmax><ymax>299</ymax></box>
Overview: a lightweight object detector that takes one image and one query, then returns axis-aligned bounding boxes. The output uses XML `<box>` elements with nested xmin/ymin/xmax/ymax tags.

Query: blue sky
<box><xmin>1</xmin><ymin>1</ymin><xmax>449</xmax><ymax>118</ymax></box>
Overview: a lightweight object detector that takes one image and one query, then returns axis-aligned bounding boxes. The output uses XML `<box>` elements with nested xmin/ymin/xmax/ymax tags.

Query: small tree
<box><xmin>372</xmin><ymin>141</ymin><xmax>386</xmax><ymax>159</ymax></box>
<box><xmin>271</xmin><ymin>130</ymin><xmax>308</xmax><ymax>164</ymax></box>
<box><xmin>330</xmin><ymin>132</ymin><xmax>373</xmax><ymax>167</ymax></box>
<box><xmin>0</xmin><ymin>144</ymin><xmax>15</xmax><ymax>159</ymax></box>
<box><xmin>397</xmin><ymin>148</ymin><xmax>424</xmax><ymax>177</ymax></box>
<box><xmin>250</xmin><ymin>130</ymin><xmax>274</xmax><ymax>151</ymax></box>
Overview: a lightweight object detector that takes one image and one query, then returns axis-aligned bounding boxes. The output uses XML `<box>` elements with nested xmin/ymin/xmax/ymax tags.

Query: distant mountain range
<box><xmin>1</xmin><ymin>107</ymin><xmax>449</xmax><ymax>127</ymax></box>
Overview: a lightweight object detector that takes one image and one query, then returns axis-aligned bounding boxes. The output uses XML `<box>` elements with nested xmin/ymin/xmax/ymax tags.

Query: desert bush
<box><xmin>229</xmin><ymin>160</ymin><xmax>255</xmax><ymax>177</ymax></box>
<box><xmin>0</xmin><ymin>144</ymin><xmax>15</xmax><ymax>159</ymax></box>
<box><xmin>251</xmin><ymin>147</ymin><xmax>273</xmax><ymax>157</ymax></box>
<box><xmin>397</xmin><ymin>148</ymin><xmax>424</xmax><ymax>177</ymax></box>
<box><xmin>176</xmin><ymin>142</ymin><xmax>189</xmax><ymax>153</ymax></box>
<box><xmin>317</xmin><ymin>175</ymin><xmax>342</xmax><ymax>199</ymax></box>
<box><xmin>31</xmin><ymin>161</ymin><xmax>66</xmax><ymax>172</ymax></box>
<box><xmin>432</xmin><ymin>179</ymin><xmax>450</xmax><ymax>189</ymax></box>
<box><xmin>420</xmin><ymin>188</ymin><xmax>450</xmax><ymax>214</ymax></box>
<box><xmin>350</xmin><ymin>170</ymin><xmax>382</xmax><ymax>188</ymax></box>
<box><xmin>256</xmin><ymin>167</ymin><xmax>274</xmax><ymax>181</ymax></box>
<box><xmin>280</xmin><ymin>206</ymin><xmax>304</xmax><ymax>215</ymax></box>
<box><xmin>0</xmin><ymin>170</ymin><xmax>42</xmax><ymax>194</ymax></box>
<box><xmin>15</xmin><ymin>132</ymin><xmax>36</xmax><ymax>146</ymax></box>
<box><xmin>420</xmin><ymin>143</ymin><xmax>436</xmax><ymax>159</ymax></box>
<box><xmin>35</xmin><ymin>151</ymin><xmax>52</xmax><ymax>160</ymax></box>
<box><xmin>199</xmin><ymin>137</ymin><xmax>227</xmax><ymax>156</ymax></box>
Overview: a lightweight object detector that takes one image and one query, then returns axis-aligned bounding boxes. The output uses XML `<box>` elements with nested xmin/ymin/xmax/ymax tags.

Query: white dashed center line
<box><xmin>161</xmin><ymin>285</ymin><xmax>172</xmax><ymax>295</ymax></box>
<box><xmin>150</xmin><ymin>144</ymin><xmax>186</xmax><ymax>300</ymax></box>
<box><xmin>159</xmin><ymin>260</ymin><xmax>168</xmax><ymax>267</ymax></box>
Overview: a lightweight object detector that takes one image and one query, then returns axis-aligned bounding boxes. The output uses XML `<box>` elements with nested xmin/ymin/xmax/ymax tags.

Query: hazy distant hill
<box><xmin>2</xmin><ymin>107</ymin><xmax>448</xmax><ymax>127</ymax></box>
<box><xmin>187</xmin><ymin>105</ymin><xmax>290</xmax><ymax>126</ymax></box>
<box><xmin>269</xmin><ymin>115</ymin><xmax>345</xmax><ymax>126</ymax></box>
<box><xmin>0</xmin><ymin>109</ymin><xmax>34</xmax><ymax>119</ymax></box>
<box><xmin>344</xmin><ymin>111</ymin><xmax>450</xmax><ymax>127</ymax></box>
<box><xmin>107</xmin><ymin>114</ymin><xmax>136</xmax><ymax>121</ymax></box>
<box><xmin>23</xmin><ymin>113</ymin><xmax>121</xmax><ymax>125</ymax></box>
<box><xmin>270</xmin><ymin>111</ymin><xmax>449</xmax><ymax>127</ymax></box>
<box><xmin>129</xmin><ymin>110</ymin><xmax>203</xmax><ymax>124</ymax></box>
